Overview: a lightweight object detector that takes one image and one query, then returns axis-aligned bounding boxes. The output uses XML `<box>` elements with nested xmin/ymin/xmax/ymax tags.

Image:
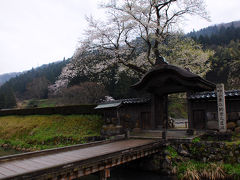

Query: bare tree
<box><xmin>60</xmin><ymin>82</ymin><xmax>108</xmax><ymax>105</ymax></box>
<box><xmin>26</xmin><ymin>77</ymin><xmax>49</xmax><ymax>99</ymax></box>
<box><xmin>77</xmin><ymin>0</ymin><xmax>209</xmax><ymax>75</ymax></box>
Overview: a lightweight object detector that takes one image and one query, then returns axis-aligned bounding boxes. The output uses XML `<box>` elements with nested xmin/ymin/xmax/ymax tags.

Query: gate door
<box><xmin>193</xmin><ymin>110</ymin><xmax>206</xmax><ymax>129</ymax></box>
<box><xmin>141</xmin><ymin>112</ymin><xmax>151</xmax><ymax>130</ymax></box>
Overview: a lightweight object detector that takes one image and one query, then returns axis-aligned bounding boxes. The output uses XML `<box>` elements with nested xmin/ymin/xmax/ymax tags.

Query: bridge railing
<box><xmin>0</xmin><ymin>136</ymin><xmax>126</xmax><ymax>163</ymax></box>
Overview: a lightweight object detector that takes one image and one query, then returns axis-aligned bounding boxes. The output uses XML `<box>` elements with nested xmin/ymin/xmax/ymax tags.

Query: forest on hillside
<box><xmin>189</xmin><ymin>23</ymin><xmax>240</xmax><ymax>88</ymax></box>
<box><xmin>0</xmin><ymin>59</ymin><xmax>69</xmax><ymax>109</ymax></box>
<box><xmin>0</xmin><ymin>72</ymin><xmax>20</xmax><ymax>86</ymax></box>
<box><xmin>0</xmin><ymin>0</ymin><xmax>240</xmax><ymax>109</ymax></box>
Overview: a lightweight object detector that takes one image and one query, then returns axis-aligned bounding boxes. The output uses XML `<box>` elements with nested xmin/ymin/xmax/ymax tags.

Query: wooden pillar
<box><xmin>99</xmin><ymin>169</ymin><xmax>110</xmax><ymax>180</ymax></box>
<box><xmin>187</xmin><ymin>91</ymin><xmax>193</xmax><ymax>129</ymax></box>
<box><xmin>116</xmin><ymin>108</ymin><xmax>120</xmax><ymax>125</ymax></box>
<box><xmin>162</xmin><ymin>95</ymin><xmax>168</xmax><ymax>139</ymax></box>
<box><xmin>151</xmin><ymin>94</ymin><xmax>168</xmax><ymax>130</ymax></box>
<box><xmin>162</xmin><ymin>95</ymin><xmax>168</xmax><ymax>129</ymax></box>
<box><xmin>151</xmin><ymin>94</ymin><xmax>156</xmax><ymax>129</ymax></box>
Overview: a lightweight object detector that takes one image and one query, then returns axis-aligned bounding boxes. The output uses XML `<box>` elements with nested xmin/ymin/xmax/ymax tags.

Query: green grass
<box><xmin>0</xmin><ymin>115</ymin><xmax>103</xmax><ymax>150</ymax></box>
<box><xmin>225</xmin><ymin>140</ymin><xmax>240</xmax><ymax>146</ymax></box>
<box><xmin>37</xmin><ymin>99</ymin><xmax>57</xmax><ymax>108</ymax></box>
<box><xmin>223</xmin><ymin>164</ymin><xmax>240</xmax><ymax>177</ymax></box>
<box><xmin>192</xmin><ymin>137</ymin><xmax>200</xmax><ymax>143</ymax></box>
<box><xmin>176</xmin><ymin>161</ymin><xmax>240</xmax><ymax>179</ymax></box>
<box><xmin>177</xmin><ymin>161</ymin><xmax>207</xmax><ymax>174</ymax></box>
<box><xmin>18</xmin><ymin>99</ymin><xmax>58</xmax><ymax>108</ymax></box>
<box><xmin>166</xmin><ymin>145</ymin><xmax>178</xmax><ymax>158</ymax></box>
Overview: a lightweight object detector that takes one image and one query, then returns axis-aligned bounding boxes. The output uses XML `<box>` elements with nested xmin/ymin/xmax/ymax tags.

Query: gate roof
<box><xmin>132</xmin><ymin>64</ymin><xmax>216</xmax><ymax>96</ymax></box>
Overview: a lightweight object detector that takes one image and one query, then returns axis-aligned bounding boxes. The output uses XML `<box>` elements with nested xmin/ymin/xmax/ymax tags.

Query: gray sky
<box><xmin>0</xmin><ymin>0</ymin><xmax>239</xmax><ymax>75</ymax></box>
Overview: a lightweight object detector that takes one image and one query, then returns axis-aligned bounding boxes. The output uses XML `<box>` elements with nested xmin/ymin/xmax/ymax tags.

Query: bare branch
<box><xmin>76</xmin><ymin>0</ymin><xmax>209</xmax><ymax>74</ymax></box>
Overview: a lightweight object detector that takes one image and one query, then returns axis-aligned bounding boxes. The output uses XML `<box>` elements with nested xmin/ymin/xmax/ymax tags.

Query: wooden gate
<box><xmin>193</xmin><ymin>110</ymin><xmax>206</xmax><ymax>129</ymax></box>
<box><xmin>141</xmin><ymin>112</ymin><xmax>151</xmax><ymax>129</ymax></box>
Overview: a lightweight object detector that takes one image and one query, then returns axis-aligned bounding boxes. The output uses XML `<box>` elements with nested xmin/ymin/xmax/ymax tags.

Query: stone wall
<box><xmin>139</xmin><ymin>140</ymin><xmax>240</xmax><ymax>175</ymax></box>
<box><xmin>168</xmin><ymin>141</ymin><xmax>240</xmax><ymax>163</ymax></box>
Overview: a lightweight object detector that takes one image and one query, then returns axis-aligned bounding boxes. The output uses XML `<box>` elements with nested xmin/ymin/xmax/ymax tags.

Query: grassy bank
<box><xmin>176</xmin><ymin>161</ymin><xmax>240</xmax><ymax>179</ymax></box>
<box><xmin>164</xmin><ymin>141</ymin><xmax>240</xmax><ymax>179</ymax></box>
<box><xmin>18</xmin><ymin>99</ymin><xmax>58</xmax><ymax>108</ymax></box>
<box><xmin>0</xmin><ymin>115</ymin><xmax>103</xmax><ymax>151</ymax></box>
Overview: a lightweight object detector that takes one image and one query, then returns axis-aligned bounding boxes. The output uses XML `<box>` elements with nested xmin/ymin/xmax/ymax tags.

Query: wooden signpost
<box><xmin>216</xmin><ymin>84</ymin><xmax>227</xmax><ymax>132</ymax></box>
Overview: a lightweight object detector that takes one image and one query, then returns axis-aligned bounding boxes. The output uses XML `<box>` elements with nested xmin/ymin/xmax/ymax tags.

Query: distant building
<box><xmin>95</xmin><ymin>98</ymin><xmax>151</xmax><ymax>130</ymax></box>
<box><xmin>188</xmin><ymin>90</ymin><xmax>240</xmax><ymax>130</ymax></box>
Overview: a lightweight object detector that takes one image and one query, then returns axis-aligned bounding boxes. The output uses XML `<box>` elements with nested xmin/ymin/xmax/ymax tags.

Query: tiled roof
<box><xmin>121</xmin><ymin>97</ymin><xmax>150</xmax><ymax>104</ymax></box>
<box><xmin>95</xmin><ymin>97</ymin><xmax>150</xmax><ymax>109</ymax></box>
<box><xmin>188</xmin><ymin>90</ymin><xmax>240</xmax><ymax>100</ymax></box>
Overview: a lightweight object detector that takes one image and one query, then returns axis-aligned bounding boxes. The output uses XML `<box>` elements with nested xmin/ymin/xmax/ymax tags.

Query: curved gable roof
<box><xmin>132</xmin><ymin>64</ymin><xmax>216</xmax><ymax>95</ymax></box>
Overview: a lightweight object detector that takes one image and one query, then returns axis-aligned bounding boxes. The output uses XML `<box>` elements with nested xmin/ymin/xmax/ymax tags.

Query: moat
<box><xmin>79</xmin><ymin>166</ymin><xmax>175</xmax><ymax>180</ymax></box>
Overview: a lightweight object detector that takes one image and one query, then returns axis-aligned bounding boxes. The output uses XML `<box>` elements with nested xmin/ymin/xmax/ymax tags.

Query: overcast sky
<box><xmin>0</xmin><ymin>0</ymin><xmax>239</xmax><ymax>75</ymax></box>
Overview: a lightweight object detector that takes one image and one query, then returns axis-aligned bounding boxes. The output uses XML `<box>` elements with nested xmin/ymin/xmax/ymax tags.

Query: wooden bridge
<box><xmin>0</xmin><ymin>138</ymin><xmax>162</xmax><ymax>180</ymax></box>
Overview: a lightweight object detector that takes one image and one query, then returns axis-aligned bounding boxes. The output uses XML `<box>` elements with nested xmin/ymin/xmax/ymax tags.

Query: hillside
<box><xmin>187</xmin><ymin>20</ymin><xmax>240</xmax><ymax>38</ymax></box>
<box><xmin>0</xmin><ymin>58</ymin><xmax>70</xmax><ymax>109</ymax></box>
<box><xmin>0</xmin><ymin>72</ymin><xmax>20</xmax><ymax>86</ymax></box>
<box><xmin>187</xmin><ymin>21</ymin><xmax>240</xmax><ymax>89</ymax></box>
<box><xmin>1</xmin><ymin>59</ymin><xmax>69</xmax><ymax>97</ymax></box>
<box><xmin>219</xmin><ymin>20</ymin><xmax>240</xmax><ymax>28</ymax></box>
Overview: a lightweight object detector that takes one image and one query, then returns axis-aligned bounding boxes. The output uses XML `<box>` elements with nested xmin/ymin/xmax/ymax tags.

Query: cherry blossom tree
<box><xmin>77</xmin><ymin>0</ymin><xmax>209</xmax><ymax>74</ymax></box>
<box><xmin>51</xmin><ymin>0</ymin><xmax>211</xmax><ymax>94</ymax></box>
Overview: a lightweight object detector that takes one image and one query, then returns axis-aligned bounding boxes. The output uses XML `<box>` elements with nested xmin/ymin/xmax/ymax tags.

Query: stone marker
<box><xmin>216</xmin><ymin>84</ymin><xmax>227</xmax><ymax>132</ymax></box>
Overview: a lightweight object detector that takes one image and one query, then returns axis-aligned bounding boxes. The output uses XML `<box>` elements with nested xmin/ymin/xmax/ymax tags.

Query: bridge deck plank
<box><xmin>0</xmin><ymin>139</ymin><xmax>156</xmax><ymax>179</ymax></box>
<box><xmin>0</xmin><ymin>173</ymin><xmax>5</xmax><ymax>178</ymax></box>
<box><xmin>0</xmin><ymin>164</ymin><xmax>26</xmax><ymax>174</ymax></box>
<box><xmin>0</xmin><ymin>166</ymin><xmax>16</xmax><ymax>177</ymax></box>
<box><xmin>10</xmin><ymin>161</ymin><xmax>41</xmax><ymax>171</ymax></box>
<box><xmin>30</xmin><ymin>158</ymin><xmax>56</xmax><ymax>166</ymax></box>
